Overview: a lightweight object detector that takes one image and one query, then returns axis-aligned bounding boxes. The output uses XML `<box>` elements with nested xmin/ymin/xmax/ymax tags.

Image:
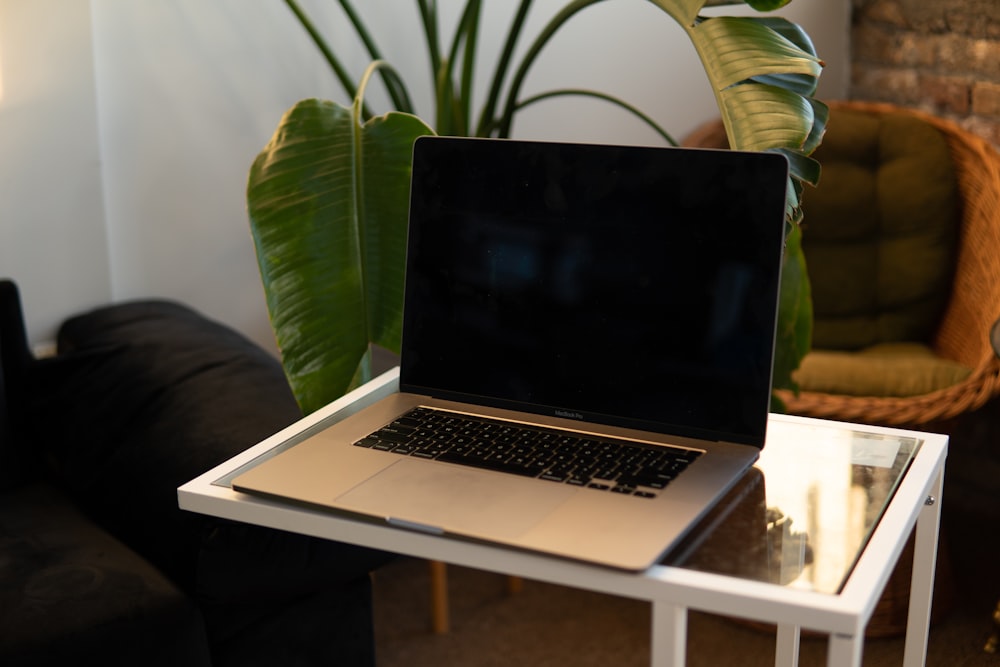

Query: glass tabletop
<box><xmin>210</xmin><ymin>370</ymin><xmax>923</xmax><ymax>595</ymax></box>
<box><xmin>663</xmin><ymin>417</ymin><xmax>922</xmax><ymax>595</ymax></box>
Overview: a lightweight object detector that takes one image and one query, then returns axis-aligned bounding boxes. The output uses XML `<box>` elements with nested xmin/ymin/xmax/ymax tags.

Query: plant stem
<box><xmin>283</xmin><ymin>0</ymin><xmax>360</xmax><ymax>103</ymax></box>
<box><xmin>497</xmin><ymin>0</ymin><xmax>608</xmax><ymax>137</ymax></box>
<box><xmin>337</xmin><ymin>0</ymin><xmax>415</xmax><ymax>114</ymax></box>
<box><xmin>435</xmin><ymin>0</ymin><xmax>482</xmax><ymax>135</ymax></box>
<box><xmin>476</xmin><ymin>0</ymin><xmax>534</xmax><ymax>137</ymax></box>
<box><xmin>514</xmin><ymin>89</ymin><xmax>678</xmax><ymax>146</ymax></box>
<box><xmin>350</xmin><ymin>59</ymin><xmax>412</xmax><ymax>347</ymax></box>
<box><xmin>417</xmin><ymin>0</ymin><xmax>443</xmax><ymax>95</ymax></box>
<box><xmin>456</xmin><ymin>0</ymin><xmax>481</xmax><ymax>136</ymax></box>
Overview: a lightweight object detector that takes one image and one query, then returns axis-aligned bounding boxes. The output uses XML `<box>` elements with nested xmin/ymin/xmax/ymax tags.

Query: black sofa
<box><xmin>0</xmin><ymin>279</ymin><xmax>393</xmax><ymax>666</ymax></box>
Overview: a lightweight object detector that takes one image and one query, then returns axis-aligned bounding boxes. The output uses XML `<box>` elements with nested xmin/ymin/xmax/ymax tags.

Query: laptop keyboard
<box><xmin>353</xmin><ymin>407</ymin><xmax>702</xmax><ymax>498</ymax></box>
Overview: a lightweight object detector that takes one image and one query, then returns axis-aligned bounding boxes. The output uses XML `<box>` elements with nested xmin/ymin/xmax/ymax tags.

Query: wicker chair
<box><xmin>688</xmin><ymin>101</ymin><xmax>1000</xmax><ymax>639</ymax></box>
<box><xmin>687</xmin><ymin>100</ymin><xmax>1000</xmax><ymax>428</ymax></box>
<box><xmin>790</xmin><ymin>102</ymin><xmax>1000</xmax><ymax>426</ymax></box>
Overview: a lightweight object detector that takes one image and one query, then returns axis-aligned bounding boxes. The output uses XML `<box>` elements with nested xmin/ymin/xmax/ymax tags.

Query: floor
<box><xmin>372</xmin><ymin>556</ymin><xmax>999</xmax><ymax>666</ymax></box>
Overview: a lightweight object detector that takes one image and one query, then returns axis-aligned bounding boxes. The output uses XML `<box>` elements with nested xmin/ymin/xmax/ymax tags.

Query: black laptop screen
<box><xmin>400</xmin><ymin>137</ymin><xmax>788</xmax><ymax>447</ymax></box>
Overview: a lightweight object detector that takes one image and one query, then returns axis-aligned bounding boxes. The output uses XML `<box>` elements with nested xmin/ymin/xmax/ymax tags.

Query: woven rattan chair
<box><xmin>789</xmin><ymin>102</ymin><xmax>1000</xmax><ymax>426</ymax></box>
<box><xmin>687</xmin><ymin>100</ymin><xmax>1000</xmax><ymax>429</ymax></box>
<box><xmin>689</xmin><ymin>101</ymin><xmax>1000</xmax><ymax>639</ymax></box>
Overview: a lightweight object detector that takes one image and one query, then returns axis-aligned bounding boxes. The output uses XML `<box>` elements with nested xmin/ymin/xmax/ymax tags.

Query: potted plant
<box><xmin>248</xmin><ymin>0</ymin><xmax>826</xmax><ymax>415</ymax></box>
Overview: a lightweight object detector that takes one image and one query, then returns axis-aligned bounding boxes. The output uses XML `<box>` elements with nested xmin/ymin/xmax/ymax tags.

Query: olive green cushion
<box><xmin>794</xmin><ymin>343</ymin><xmax>972</xmax><ymax>397</ymax></box>
<box><xmin>802</xmin><ymin>108</ymin><xmax>959</xmax><ymax>350</ymax></box>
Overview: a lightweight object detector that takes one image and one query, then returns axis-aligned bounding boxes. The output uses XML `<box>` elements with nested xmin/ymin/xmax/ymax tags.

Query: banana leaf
<box><xmin>248</xmin><ymin>93</ymin><xmax>433</xmax><ymax>414</ymax></box>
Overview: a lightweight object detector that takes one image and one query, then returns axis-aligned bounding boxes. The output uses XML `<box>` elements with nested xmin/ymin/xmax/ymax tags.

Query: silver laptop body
<box><xmin>233</xmin><ymin>137</ymin><xmax>789</xmax><ymax>571</ymax></box>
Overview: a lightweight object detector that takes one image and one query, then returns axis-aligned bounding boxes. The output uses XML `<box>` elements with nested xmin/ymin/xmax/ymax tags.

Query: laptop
<box><xmin>232</xmin><ymin>136</ymin><xmax>790</xmax><ymax>571</ymax></box>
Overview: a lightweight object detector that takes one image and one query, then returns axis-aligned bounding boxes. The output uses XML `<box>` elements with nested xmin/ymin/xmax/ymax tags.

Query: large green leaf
<box><xmin>718</xmin><ymin>82</ymin><xmax>815</xmax><ymax>151</ymax></box>
<box><xmin>675</xmin><ymin>5</ymin><xmax>824</xmax><ymax>394</ymax></box>
<box><xmin>248</xmin><ymin>98</ymin><xmax>433</xmax><ymax>414</ymax></box>
<box><xmin>651</xmin><ymin>0</ymin><xmax>706</xmax><ymax>25</ymax></box>
<box><xmin>771</xmin><ymin>219</ymin><xmax>811</xmax><ymax>404</ymax></box>
<box><xmin>693</xmin><ymin>17</ymin><xmax>822</xmax><ymax>91</ymax></box>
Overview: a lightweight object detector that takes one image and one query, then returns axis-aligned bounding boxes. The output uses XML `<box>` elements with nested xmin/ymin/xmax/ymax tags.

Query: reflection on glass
<box><xmin>666</xmin><ymin>418</ymin><xmax>921</xmax><ymax>595</ymax></box>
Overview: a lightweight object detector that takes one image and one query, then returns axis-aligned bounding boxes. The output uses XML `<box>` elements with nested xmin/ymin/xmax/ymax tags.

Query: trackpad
<box><xmin>335</xmin><ymin>459</ymin><xmax>575</xmax><ymax>539</ymax></box>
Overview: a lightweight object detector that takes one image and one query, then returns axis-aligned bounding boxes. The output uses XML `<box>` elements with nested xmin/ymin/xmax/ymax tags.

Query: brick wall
<box><xmin>850</xmin><ymin>0</ymin><xmax>1000</xmax><ymax>145</ymax></box>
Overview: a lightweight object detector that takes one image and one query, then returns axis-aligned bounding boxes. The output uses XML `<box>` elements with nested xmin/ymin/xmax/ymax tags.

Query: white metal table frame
<box><xmin>178</xmin><ymin>369</ymin><xmax>947</xmax><ymax>667</ymax></box>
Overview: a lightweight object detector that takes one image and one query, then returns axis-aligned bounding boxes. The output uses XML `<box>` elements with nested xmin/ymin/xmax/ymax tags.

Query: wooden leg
<box><xmin>428</xmin><ymin>563</ymin><xmax>521</xmax><ymax>635</ymax></box>
<box><xmin>429</xmin><ymin>560</ymin><xmax>449</xmax><ymax>634</ymax></box>
<box><xmin>985</xmin><ymin>599</ymin><xmax>1000</xmax><ymax>654</ymax></box>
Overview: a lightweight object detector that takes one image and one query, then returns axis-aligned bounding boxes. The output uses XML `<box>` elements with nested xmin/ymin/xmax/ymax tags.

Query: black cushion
<box><xmin>28</xmin><ymin>300</ymin><xmax>392</xmax><ymax>594</ymax></box>
<box><xmin>26</xmin><ymin>299</ymin><xmax>304</xmax><ymax>588</ymax></box>
<box><xmin>1</xmin><ymin>280</ymin><xmax>41</xmax><ymax>489</ymax></box>
<box><xmin>4</xmin><ymin>293</ymin><xmax>390</xmax><ymax>665</ymax></box>
<box><xmin>0</xmin><ymin>366</ymin><xmax>14</xmax><ymax>491</ymax></box>
<box><xmin>0</xmin><ymin>483</ymin><xmax>210</xmax><ymax>666</ymax></box>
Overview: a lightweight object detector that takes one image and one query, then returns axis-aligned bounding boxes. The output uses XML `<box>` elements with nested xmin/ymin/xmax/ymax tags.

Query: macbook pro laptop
<box><xmin>232</xmin><ymin>136</ymin><xmax>790</xmax><ymax>571</ymax></box>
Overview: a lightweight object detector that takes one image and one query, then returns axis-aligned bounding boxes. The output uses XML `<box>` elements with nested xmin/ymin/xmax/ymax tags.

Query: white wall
<box><xmin>0</xmin><ymin>0</ymin><xmax>110</xmax><ymax>345</ymax></box>
<box><xmin>0</xmin><ymin>0</ymin><xmax>849</xmax><ymax>352</ymax></box>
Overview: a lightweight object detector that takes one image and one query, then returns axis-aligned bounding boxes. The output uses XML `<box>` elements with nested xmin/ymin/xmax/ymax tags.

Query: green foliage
<box><xmin>248</xmin><ymin>0</ymin><xmax>825</xmax><ymax>414</ymax></box>
<box><xmin>248</xmin><ymin>68</ymin><xmax>433</xmax><ymax>413</ymax></box>
<box><xmin>771</xmin><ymin>220</ymin><xmax>812</xmax><ymax>411</ymax></box>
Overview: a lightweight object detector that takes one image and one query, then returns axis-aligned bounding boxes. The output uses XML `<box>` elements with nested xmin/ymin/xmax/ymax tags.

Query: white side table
<box><xmin>179</xmin><ymin>369</ymin><xmax>946</xmax><ymax>667</ymax></box>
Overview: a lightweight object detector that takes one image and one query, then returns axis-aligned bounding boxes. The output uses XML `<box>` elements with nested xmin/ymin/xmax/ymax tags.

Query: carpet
<box><xmin>372</xmin><ymin>556</ymin><xmax>998</xmax><ymax>666</ymax></box>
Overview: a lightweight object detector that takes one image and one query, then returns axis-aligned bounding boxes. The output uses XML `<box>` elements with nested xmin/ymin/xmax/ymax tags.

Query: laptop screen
<box><xmin>400</xmin><ymin>137</ymin><xmax>788</xmax><ymax>447</ymax></box>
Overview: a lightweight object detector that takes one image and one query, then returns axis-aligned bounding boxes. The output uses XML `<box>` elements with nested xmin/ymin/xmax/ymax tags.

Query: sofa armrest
<box><xmin>0</xmin><ymin>280</ymin><xmax>43</xmax><ymax>489</ymax></box>
<box><xmin>27</xmin><ymin>300</ymin><xmax>392</xmax><ymax>596</ymax></box>
<box><xmin>24</xmin><ymin>300</ymin><xmax>302</xmax><ymax>586</ymax></box>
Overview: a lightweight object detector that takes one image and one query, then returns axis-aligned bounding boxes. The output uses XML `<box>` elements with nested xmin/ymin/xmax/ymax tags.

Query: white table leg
<box><xmin>776</xmin><ymin>623</ymin><xmax>801</xmax><ymax>667</ymax></box>
<box><xmin>651</xmin><ymin>601</ymin><xmax>687</xmax><ymax>667</ymax></box>
<box><xmin>827</xmin><ymin>633</ymin><xmax>863</xmax><ymax>667</ymax></box>
<box><xmin>903</xmin><ymin>468</ymin><xmax>944</xmax><ymax>667</ymax></box>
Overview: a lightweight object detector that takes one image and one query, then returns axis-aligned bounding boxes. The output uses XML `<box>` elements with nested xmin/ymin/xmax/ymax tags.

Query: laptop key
<box><xmin>380</xmin><ymin>424</ymin><xmax>417</xmax><ymax>438</ymax></box>
<box><xmin>617</xmin><ymin>473</ymin><xmax>671</xmax><ymax>490</ymax></box>
<box><xmin>436</xmin><ymin>451</ymin><xmax>545</xmax><ymax>478</ymax></box>
<box><xmin>355</xmin><ymin>407</ymin><xmax>683</xmax><ymax>499</ymax></box>
<box><xmin>371</xmin><ymin>429</ymin><xmax>412</xmax><ymax>444</ymax></box>
<box><xmin>411</xmin><ymin>450</ymin><xmax>437</xmax><ymax>459</ymax></box>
